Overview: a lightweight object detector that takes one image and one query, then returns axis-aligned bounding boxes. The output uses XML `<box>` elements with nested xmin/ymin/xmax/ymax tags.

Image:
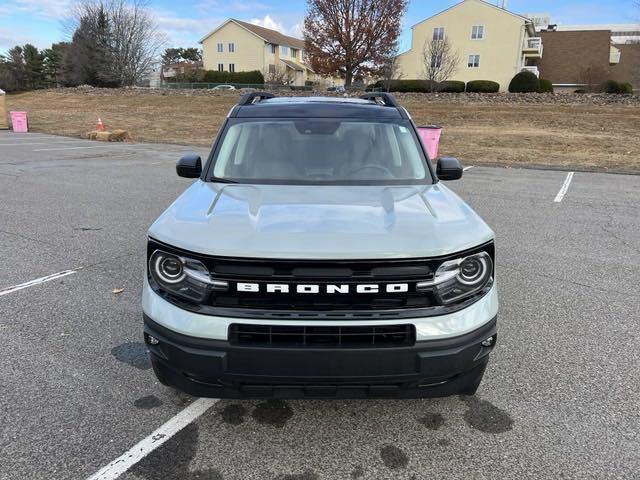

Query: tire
<box><xmin>457</xmin><ymin>359</ymin><xmax>489</xmax><ymax>396</ymax></box>
<box><xmin>151</xmin><ymin>357</ymin><xmax>171</xmax><ymax>386</ymax></box>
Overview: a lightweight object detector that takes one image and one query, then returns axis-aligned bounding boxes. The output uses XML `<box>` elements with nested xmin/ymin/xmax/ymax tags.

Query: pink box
<box><xmin>417</xmin><ymin>125</ymin><xmax>442</xmax><ymax>161</ymax></box>
<box><xmin>10</xmin><ymin>111</ymin><xmax>28</xmax><ymax>133</ymax></box>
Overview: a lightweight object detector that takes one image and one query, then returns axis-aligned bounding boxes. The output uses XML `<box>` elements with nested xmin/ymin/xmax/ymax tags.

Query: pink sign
<box><xmin>417</xmin><ymin>126</ymin><xmax>442</xmax><ymax>161</ymax></box>
<box><xmin>10</xmin><ymin>111</ymin><xmax>28</xmax><ymax>133</ymax></box>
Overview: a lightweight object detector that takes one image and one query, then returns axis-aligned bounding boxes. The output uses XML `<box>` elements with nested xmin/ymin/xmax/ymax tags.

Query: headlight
<box><xmin>417</xmin><ymin>251</ymin><xmax>493</xmax><ymax>305</ymax></box>
<box><xmin>149</xmin><ymin>250</ymin><xmax>227</xmax><ymax>303</ymax></box>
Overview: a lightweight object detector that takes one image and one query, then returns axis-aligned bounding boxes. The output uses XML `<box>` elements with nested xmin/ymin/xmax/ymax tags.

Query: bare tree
<box><xmin>263</xmin><ymin>64</ymin><xmax>291</xmax><ymax>85</ymax></box>
<box><xmin>379</xmin><ymin>42</ymin><xmax>403</xmax><ymax>92</ymax></box>
<box><xmin>303</xmin><ymin>0</ymin><xmax>408</xmax><ymax>87</ymax></box>
<box><xmin>422</xmin><ymin>36</ymin><xmax>459</xmax><ymax>92</ymax></box>
<box><xmin>69</xmin><ymin>0</ymin><xmax>166</xmax><ymax>86</ymax></box>
<box><xmin>576</xmin><ymin>64</ymin><xmax>608</xmax><ymax>92</ymax></box>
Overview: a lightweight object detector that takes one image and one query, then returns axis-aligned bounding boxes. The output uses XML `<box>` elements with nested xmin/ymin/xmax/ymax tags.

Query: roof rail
<box><xmin>359</xmin><ymin>92</ymin><xmax>400</xmax><ymax>108</ymax></box>
<box><xmin>238</xmin><ymin>91</ymin><xmax>275</xmax><ymax>105</ymax></box>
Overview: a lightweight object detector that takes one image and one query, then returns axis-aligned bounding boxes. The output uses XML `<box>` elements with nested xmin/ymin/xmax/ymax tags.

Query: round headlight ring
<box><xmin>457</xmin><ymin>254</ymin><xmax>490</xmax><ymax>286</ymax></box>
<box><xmin>153</xmin><ymin>254</ymin><xmax>186</xmax><ymax>284</ymax></box>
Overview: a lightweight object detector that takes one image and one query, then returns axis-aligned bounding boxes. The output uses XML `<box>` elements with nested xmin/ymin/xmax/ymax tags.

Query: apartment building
<box><xmin>537</xmin><ymin>27</ymin><xmax>639</xmax><ymax>92</ymax></box>
<box><xmin>200</xmin><ymin>19</ymin><xmax>316</xmax><ymax>86</ymax></box>
<box><xmin>396</xmin><ymin>0</ymin><xmax>543</xmax><ymax>91</ymax></box>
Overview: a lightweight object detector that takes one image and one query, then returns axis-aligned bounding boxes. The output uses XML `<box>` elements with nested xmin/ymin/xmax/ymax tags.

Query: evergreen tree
<box><xmin>23</xmin><ymin>44</ymin><xmax>45</xmax><ymax>89</ymax></box>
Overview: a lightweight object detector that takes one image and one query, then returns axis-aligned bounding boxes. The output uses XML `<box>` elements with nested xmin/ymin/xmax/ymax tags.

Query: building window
<box><xmin>271</xmin><ymin>44</ymin><xmax>277</xmax><ymax>54</ymax></box>
<box><xmin>468</xmin><ymin>54</ymin><xmax>480</xmax><ymax>68</ymax></box>
<box><xmin>229</xmin><ymin>63</ymin><xmax>235</xmax><ymax>73</ymax></box>
<box><xmin>281</xmin><ymin>45</ymin><xmax>289</xmax><ymax>56</ymax></box>
<box><xmin>217</xmin><ymin>63</ymin><xmax>224</xmax><ymax>72</ymax></box>
<box><xmin>268</xmin><ymin>64</ymin><xmax>276</xmax><ymax>74</ymax></box>
<box><xmin>433</xmin><ymin>27</ymin><xmax>445</xmax><ymax>41</ymax></box>
<box><xmin>291</xmin><ymin>48</ymin><xmax>298</xmax><ymax>59</ymax></box>
<box><xmin>471</xmin><ymin>25</ymin><xmax>484</xmax><ymax>39</ymax></box>
<box><xmin>217</xmin><ymin>43</ymin><xmax>223</xmax><ymax>53</ymax></box>
<box><xmin>228</xmin><ymin>42</ymin><xmax>235</xmax><ymax>52</ymax></box>
<box><xmin>430</xmin><ymin>54</ymin><xmax>442</xmax><ymax>68</ymax></box>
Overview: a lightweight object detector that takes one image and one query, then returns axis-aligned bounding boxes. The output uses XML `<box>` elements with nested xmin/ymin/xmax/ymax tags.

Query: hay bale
<box><xmin>95</xmin><ymin>131</ymin><xmax>112</xmax><ymax>141</ymax></box>
<box><xmin>0</xmin><ymin>89</ymin><xmax>8</xmax><ymax>129</ymax></box>
<box><xmin>110</xmin><ymin>129</ymin><xmax>130</xmax><ymax>142</ymax></box>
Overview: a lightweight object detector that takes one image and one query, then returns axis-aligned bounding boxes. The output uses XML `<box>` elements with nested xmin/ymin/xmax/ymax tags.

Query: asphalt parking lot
<box><xmin>1</xmin><ymin>130</ymin><xmax>639</xmax><ymax>480</ymax></box>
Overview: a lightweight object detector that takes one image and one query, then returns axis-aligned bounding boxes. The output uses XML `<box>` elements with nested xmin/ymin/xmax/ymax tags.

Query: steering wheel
<box><xmin>347</xmin><ymin>164</ymin><xmax>394</xmax><ymax>178</ymax></box>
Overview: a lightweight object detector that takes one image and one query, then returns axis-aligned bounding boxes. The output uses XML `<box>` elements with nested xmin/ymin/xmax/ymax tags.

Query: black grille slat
<box><xmin>229</xmin><ymin>324</ymin><xmax>415</xmax><ymax>348</ymax></box>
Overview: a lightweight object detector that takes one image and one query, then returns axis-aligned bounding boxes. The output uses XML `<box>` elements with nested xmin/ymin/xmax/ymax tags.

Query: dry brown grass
<box><xmin>6</xmin><ymin>90</ymin><xmax>640</xmax><ymax>173</ymax></box>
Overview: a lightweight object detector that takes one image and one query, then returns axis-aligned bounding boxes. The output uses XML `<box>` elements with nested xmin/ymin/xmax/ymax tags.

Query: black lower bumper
<box><xmin>143</xmin><ymin>315</ymin><xmax>497</xmax><ymax>399</ymax></box>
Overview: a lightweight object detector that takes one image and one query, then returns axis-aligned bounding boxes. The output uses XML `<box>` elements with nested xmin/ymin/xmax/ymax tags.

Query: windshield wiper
<box><xmin>210</xmin><ymin>177</ymin><xmax>239</xmax><ymax>184</ymax></box>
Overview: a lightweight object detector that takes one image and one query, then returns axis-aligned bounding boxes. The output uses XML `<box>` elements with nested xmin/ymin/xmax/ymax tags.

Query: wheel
<box><xmin>151</xmin><ymin>357</ymin><xmax>171</xmax><ymax>386</ymax></box>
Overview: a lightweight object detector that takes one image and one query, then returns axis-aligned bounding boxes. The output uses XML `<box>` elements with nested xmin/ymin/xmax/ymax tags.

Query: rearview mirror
<box><xmin>436</xmin><ymin>157</ymin><xmax>463</xmax><ymax>181</ymax></box>
<box><xmin>176</xmin><ymin>153</ymin><xmax>202</xmax><ymax>178</ymax></box>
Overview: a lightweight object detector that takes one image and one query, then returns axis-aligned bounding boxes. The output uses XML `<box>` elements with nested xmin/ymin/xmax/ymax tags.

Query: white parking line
<box><xmin>85</xmin><ymin>398</ymin><xmax>218</xmax><ymax>480</ymax></box>
<box><xmin>554</xmin><ymin>172</ymin><xmax>575</xmax><ymax>203</ymax></box>
<box><xmin>463</xmin><ymin>166</ymin><xmax>475</xmax><ymax>172</ymax></box>
<box><xmin>32</xmin><ymin>145</ymin><xmax>132</xmax><ymax>152</ymax></box>
<box><xmin>0</xmin><ymin>141</ymin><xmax>89</xmax><ymax>146</ymax></box>
<box><xmin>0</xmin><ymin>270</ymin><xmax>77</xmax><ymax>297</ymax></box>
<box><xmin>30</xmin><ymin>145</ymin><xmax>112</xmax><ymax>152</ymax></box>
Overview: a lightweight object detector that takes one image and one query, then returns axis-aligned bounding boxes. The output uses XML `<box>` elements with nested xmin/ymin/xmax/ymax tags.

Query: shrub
<box><xmin>438</xmin><ymin>80</ymin><xmax>466</xmax><ymax>93</ymax></box>
<box><xmin>603</xmin><ymin>80</ymin><xmax>621</xmax><ymax>94</ymax></box>
<box><xmin>201</xmin><ymin>70</ymin><xmax>264</xmax><ymax>85</ymax></box>
<box><xmin>367</xmin><ymin>79</ymin><xmax>438</xmax><ymax>93</ymax></box>
<box><xmin>603</xmin><ymin>80</ymin><xmax>634</xmax><ymax>94</ymax></box>
<box><xmin>466</xmin><ymin>80</ymin><xmax>500</xmax><ymax>93</ymax></box>
<box><xmin>619</xmin><ymin>82</ymin><xmax>634</xmax><ymax>94</ymax></box>
<box><xmin>538</xmin><ymin>78</ymin><xmax>554</xmax><ymax>93</ymax></box>
<box><xmin>509</xmin><ymin>71</ymin><xmax>540</xmax><ymax>93</ymax></box>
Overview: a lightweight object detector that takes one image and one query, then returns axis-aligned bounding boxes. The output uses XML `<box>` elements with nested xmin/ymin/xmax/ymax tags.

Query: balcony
<box><xmin>521</xmin><ymin>66</ymin><xmax>540</xmax><ymax>77</ymax></box>
<box><xmin>523</xmin><ymin>37</ymin><xmax>543</xmax><ymax>58</ymax></box>
<box><xmin>610</xmin><ymin>46</ymin><xmax>621</xmax><ymax>64</ymax></box>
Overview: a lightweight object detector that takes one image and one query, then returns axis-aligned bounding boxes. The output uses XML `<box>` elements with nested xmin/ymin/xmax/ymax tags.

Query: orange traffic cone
<box><xmin>97</xmin><ymin>117</ymin><xmax>105</xmax><ymax>131</ymax></box>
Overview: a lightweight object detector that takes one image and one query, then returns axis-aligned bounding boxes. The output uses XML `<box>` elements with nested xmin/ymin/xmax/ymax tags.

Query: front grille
<box><xmin>229</xmin><ymin>324</ymin><xmax>415</xmax><ymax>348</ymax></box>
<box><xmin>206</xmin><ymin>257</ymin><xmax>437</xmax><ymax>311</ymax></box>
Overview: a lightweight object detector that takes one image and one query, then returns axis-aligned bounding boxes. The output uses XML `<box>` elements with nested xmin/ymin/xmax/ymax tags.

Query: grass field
<box><xmin>6</xmin><ymin>89</ymin><xmax>640</xmax><ymax>173</ymax></box>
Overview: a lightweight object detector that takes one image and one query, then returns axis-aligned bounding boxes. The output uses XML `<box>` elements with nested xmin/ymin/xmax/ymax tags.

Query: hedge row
<box><xmin>200</xmin><ymin>70</ymin><xmax>264</xmax><ymax>84</ymax></box>
<box><xmin>466</xmin><ymin>80</ymin><xmax>500</xmax><ymax>93</ymax></box>
<box><xmin>367</xmin><ymin>79</ymin><xmax>499</xmax><ymax>93</ymax></box>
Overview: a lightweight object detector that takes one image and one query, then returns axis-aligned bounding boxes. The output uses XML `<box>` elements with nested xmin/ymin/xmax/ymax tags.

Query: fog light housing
<box><xmin>147</xmin><ymin>335</ymin><xmax>160</xmax><ymax>345</ymax></box>
<box><xmin>481</xmin><ymin>335</ymin><xmax>495</xmax><ymax>347</ymax></box>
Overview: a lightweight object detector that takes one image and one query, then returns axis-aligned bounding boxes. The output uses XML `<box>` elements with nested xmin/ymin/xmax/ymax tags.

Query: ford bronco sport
<box><xmin>143</xmin><ymin>92</ymin><xmax>498</xmax><ymax>399</ymax></box>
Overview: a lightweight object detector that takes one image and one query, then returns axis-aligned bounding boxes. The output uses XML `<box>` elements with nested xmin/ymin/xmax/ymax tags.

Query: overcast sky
<box><xmin>1</xmin><ymin>0</ymin><xmax>638</xmax><ymax>53</ymax></box>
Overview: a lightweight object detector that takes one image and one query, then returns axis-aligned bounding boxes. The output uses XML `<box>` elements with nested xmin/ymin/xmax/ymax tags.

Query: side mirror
<box><xmin>176</xmin><ymin>153</ymin><xmax>202</xmax><ymax>178</ymax></box>
<box><xmin>436</xmin><ymin>157</ymin><xmax>463</xmax><ymax>181</ymax></box>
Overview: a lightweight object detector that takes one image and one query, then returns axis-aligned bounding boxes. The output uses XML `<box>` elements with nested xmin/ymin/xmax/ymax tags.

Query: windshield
<box><xmin>208</xmin><ymin>119</ymin><xmax>432</xmax><ymax>185</ymax></box>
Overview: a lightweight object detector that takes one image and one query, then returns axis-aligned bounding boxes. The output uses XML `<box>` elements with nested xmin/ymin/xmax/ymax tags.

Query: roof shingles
<box><xmin>232</xmin><ymin>19</ymin><xmax>306</xmax><ymax>50</ymax></box>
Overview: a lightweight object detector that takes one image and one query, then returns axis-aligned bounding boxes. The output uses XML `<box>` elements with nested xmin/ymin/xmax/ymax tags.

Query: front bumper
<box><xmin>142</xmin><ymin>278</ymin><xmax>499</xmax><ymax>342</ymax></box>
<box><xmin>144</xmin><ymin>314</ymin><xmax>497</xmax><ymax>399</ymax></box>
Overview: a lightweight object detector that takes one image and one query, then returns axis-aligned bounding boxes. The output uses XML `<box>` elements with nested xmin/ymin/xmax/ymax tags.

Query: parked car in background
<box><xmin>212</xmin><ymin>84</ymin><xmax>236</xmax><ymax>90</ymax></box>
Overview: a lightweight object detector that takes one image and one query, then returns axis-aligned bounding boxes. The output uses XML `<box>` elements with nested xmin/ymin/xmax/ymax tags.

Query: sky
<box><xmin>0</xmin><ymin>0</ymin><xmax>638</xmax><ymax>53</ymax></box>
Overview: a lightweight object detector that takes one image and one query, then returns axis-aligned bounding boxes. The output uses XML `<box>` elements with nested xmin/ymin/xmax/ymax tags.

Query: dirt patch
<box><xmin>6</xmin><ymin>88</ymin><xmax>640</xmax><ymax>173</ymax></box>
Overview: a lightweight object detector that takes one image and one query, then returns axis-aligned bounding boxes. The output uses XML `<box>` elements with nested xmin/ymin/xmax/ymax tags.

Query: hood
<box><xmin>148</xmin><ymin>181</ymin><xmax>494</xmax><ymax>259</ymax></box>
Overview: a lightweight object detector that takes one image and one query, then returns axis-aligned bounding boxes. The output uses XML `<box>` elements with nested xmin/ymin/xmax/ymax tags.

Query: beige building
<box><xmin>396</xmin><ymin>0</ymin><xmax>543</xmax><ymax>91</ymax></box>
<box><xmin>199</xmin><ymin>19</ymin><xmax>317</xmax><ymax>86</ymax></box>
